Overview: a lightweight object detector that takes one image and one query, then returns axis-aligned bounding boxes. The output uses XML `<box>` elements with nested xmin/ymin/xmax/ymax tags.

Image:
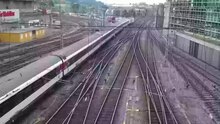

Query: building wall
<box><xmin>0</xmin><ymin>33</ymin><xmax>20</xmax><ymax>43</ymax></box>
<box><xmin>21</xmin><ymin>31</ymin><xmax>32</xmax><ymax>42</ymax></box>
<box><xmin>163</xmin><ymin>2</ymin><xmax>171</xmax><ymax>37</ymax></box>
<box><xmin>169</xmin><ymin>0</ymin><xmax>220</xmax><ymax>41</ymax></box>
<box><xmin>0</xmin><ymin>28</ymin><xmax>45</xmax><ymax>43</ymax></box>
<box><xmin>198</xmin><ymin>44</ymin><xmax>220</xmax><ymax>68</ymax></box>
<box><xmin>174</xmin><ymin>32</ymin><xmax>220</xmax><ymax>69</ymax></box>
<box><xmin>35</xmin><ymin>29</ymin><xmax>45</xmax><ymax>39</ymax></box>
<box><xmin>176</xmin><ymin>35</ymin><xmax>190</xmax><ymax>53</ymax></box>
<box><xmin>156</xmin><ymin>4</ymin><xmax>164</xmax><ymax>28</ymax></box>
<box><xmin>0</xmin><ymin>31</ymin><xmax>33</xmax><ymax>43</ymax></box>
<box><xmin>168</xmin><ymin>0</ymin><xmax>220</xmax><ymax>69</ymax></box>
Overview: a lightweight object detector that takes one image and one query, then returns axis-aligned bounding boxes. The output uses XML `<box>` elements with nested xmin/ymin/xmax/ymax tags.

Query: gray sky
<box><xmin>97</xmin><ymin>0</ymin><xmax>166</xmax><ymax>5</ymax></box>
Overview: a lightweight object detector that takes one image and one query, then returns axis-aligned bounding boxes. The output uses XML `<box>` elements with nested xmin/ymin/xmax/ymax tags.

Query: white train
<box><xmin>0</xmin><ymin>20</ymin><xmax>131</xmax><ymax>124</ymax></box>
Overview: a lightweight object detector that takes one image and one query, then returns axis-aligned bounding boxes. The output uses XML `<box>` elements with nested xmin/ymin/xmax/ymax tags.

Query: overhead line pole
<box><xmin>60</xmin><ymin>0</ymin><xmax>64</xmax><ymax>49</ymax></box>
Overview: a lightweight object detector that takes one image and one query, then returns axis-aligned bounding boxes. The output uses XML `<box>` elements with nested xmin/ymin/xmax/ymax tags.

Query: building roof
<box><xmin>0</xmin><ymin>27</ymin><xmax>44</xmax><ymax>34</ymax></box>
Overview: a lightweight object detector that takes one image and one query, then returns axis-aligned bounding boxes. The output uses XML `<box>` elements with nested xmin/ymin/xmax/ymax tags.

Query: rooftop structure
<box><xmin>170</xmin><ymin>0</ymin><xmax>220</xmax><ymax>41</ymax></box>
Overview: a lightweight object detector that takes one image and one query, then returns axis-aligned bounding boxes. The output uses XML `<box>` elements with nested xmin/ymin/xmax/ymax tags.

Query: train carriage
<box><xmin>0</xmin><ymin>20</ymin><xmax>130</xmax><ymax>124</ymax></box>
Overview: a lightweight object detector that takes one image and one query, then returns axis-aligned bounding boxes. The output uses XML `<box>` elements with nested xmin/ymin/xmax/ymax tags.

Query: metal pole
<box><xmin>155</xmin><ymin>5</ymin><xmax>158</xmax><ymax>28</ymax></box>
<box><xmin>102</xmin><ymin>9</ymin><xmax>106</xmax><ymax>27</ymax></box>
<box><xmin>60</xmin><ymin>0</ymin><xmax>64</xmax><ymax>49</ymax></box>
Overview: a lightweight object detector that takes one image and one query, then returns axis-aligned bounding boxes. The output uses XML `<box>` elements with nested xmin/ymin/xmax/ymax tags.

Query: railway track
<box><xmin>169</xmin><ymin>51</ymin><xmax>220</xmax><ymax>123</ymax></box>
<box><xmin>83</xmin><ymin>19</ymin><xmax>177</xmax><ymax>124</ymax></box>
<box><xmin>41</xmin><ymin>19</ymin><xmax>178</xmax><ymax>124</ymax></box>
<box><xmin>82</xmin><ymin>20</ymin><xmax>144</xmax><ymax>124</ymax></box>
<box><xmin>173</xmin><ymin>56</ymin><xmax>220</xmax><ymax>122</ymax></box>
<box><xmin>92</xmin><ymin>37</ymin><xmax>134</xmax><ymax>124</ymax></box>
<box><xmin>45</xmin><ymin>27</ymin><xmax>134</xmax><ymax>124</ymax></box>
<box><xmin>150</xmin><ymin>31</ymin><xmax>220</xmax><ymax>86</ymax></box>
<box><xmin>62</xmin><ymin>38</ymin><xmax>132</xmax><ymax>124</ymax></box>
<box><xmin>149</xmin><ymin>30</ymin><xmax>220</xmax><ymax>123</ymax></box>
<box><xmin>134</xmin><ymin>29</ymin><xmax>178</xmax><ymax>124</ymax></box>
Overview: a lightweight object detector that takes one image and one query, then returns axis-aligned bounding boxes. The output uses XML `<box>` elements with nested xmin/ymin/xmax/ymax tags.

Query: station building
<box><xmin>0</xmin><ymin>28</ymin><xmax>45</xmax><ymax>43</ymax></box>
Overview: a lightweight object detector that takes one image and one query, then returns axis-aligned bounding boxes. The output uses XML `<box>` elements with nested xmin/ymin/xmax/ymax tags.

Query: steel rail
<box><xmin>46</xmin><ymin>54</ymin><xmax>101</xmax><ymax>124</ymax></box>
<box><xmin>82</xmin><ymin>32</ymin><xmax>134</xmax><ymax>124</ymax></box>
<box><xmin>134</xmin><ymin>25</ymin><xmax>178</xmax><ymax>124</ymax></box>
<box><xmin>63</xmin><ymin>70</ymin><xmax>101</xmax><ymax>124</ymax></box>
<box><xmin>45</xmin><ymin>82</ymin><xmax>83</xmax><ymax>124</ymax></box>
<box><xmin>47</xmin><ymin>28</ymin><xmax>134</xmax><ymax>124</ymax></box>
<box><xmin>145</xmin><ymin>30</ymin><xmax>168</xmax><ymax>124</ymax></box>
<box><xmin>148</xmin><ymin>31</ymin><xmax>179</xmax><ymax>124</ymax></box>
<box><xmin>150</xmin><ymin>31</ymin><xmax>220</xmax><ymax>86</ymax></box>
<box><xmin>46</xmin><ymin>35</ymin><xmax>123</xmax><ymax>124</ymax></box>
<box><xmin>149</xmin><ymin>31</ymin><xmax>220</xmax><ymax>100</ymax></box>
<box><xmin>63</xmin><ymin>45</ymin><xmax>121</xmax><ymax>124</ymax></box>
<box><xmin>47</xmin><ymin>46</ymin><xmax>116</xmax><ymax>124</ymax></box>
<box><xmin>65</xmin><ymin>36</ymin><xmax>133</xmax><ymax>124</ymax></box>
<box><xmin>132</xmin><ymin>31</ymin><xmax>152</xmax><ymax>124</ymax></box>
<box><xmin>93</xmin><ymin>39</ymin><xmax>133</xmax><ymax>124</ymax></box>
<box><xmin>110</xmin><ymin>42</ymin><xmax>135</xmax><ymax>124</ymax></box>
<box><xmin>134</xmin><ymin>31</ymin><xmax>162</xmax><ymax>124</ymax></box>
<box><xmin>91</xmin><ymin>25</ymin><xmax>138</xmax><ymax>123</ymax></box>
<box><xmin>170</xmin><ymin>55</ymin><xmax>220</xmax><ymax>123</ymax></box>
<box><xmin>147</xmin><ymin>35</ymin><xmax>179</xmax><ymax>124</ymax></box>
<box><xmin>149</xmin><ymin>29</ymin><xmax>220</xmax><ymax>123</ymax></box>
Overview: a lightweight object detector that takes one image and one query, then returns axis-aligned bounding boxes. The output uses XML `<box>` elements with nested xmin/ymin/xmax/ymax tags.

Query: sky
<box><xmin>97</xmin><ymin>0</ymin><xmax>166</xmax><ymax>5</ymax></box>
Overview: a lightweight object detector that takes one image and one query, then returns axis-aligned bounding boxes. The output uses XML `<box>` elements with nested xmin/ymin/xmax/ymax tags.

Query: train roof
<box><xmin>0</xmin><ymin>27</ymin><xmax>45</xmax><ymax>34</ymax></box>
<box><xmin>0</xmin><ymin>18</ymin><xmax>129</xmax><ymax>104</ymax></box>
<box><xmin>0</xmin><ymin>56</ymin><xmax>60</xmax><ymax>99</ymax></box>
<box><xmin>0</xmin><ymin>29</ymin><xmax>109</xmax><ymax>102</ymax></box>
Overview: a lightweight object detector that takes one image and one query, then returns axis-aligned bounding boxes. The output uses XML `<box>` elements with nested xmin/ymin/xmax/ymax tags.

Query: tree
<box><xmin>113</xmin><ymin>9</ymin><xmax>120</xmax><ymax>16</ymax></box>
<box><xmin>128</xmin><ymin>9</ymin><xmax>136</xmax><ymax>17</ymax></box>
<box><xmin>122</xmin><ymin>9</ymin><xmax>128</xmax><ymax>17</ymax></box>
<box><xmin>72</xmin><ymin>3</ymin><xmax>79</xmax><ymax>13</ymax></box>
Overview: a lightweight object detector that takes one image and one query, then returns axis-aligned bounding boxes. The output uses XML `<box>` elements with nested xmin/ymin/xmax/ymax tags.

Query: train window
<box><xmin>69</xmin><ymin>47</ymin><xmax>89</xmax><ymax>65</ymax></box>
<box><xmin>44</xmin><ymin>67</ymin><xmax>58</xmax><ymax>80</ymax></box>
<box><xmin>0</xmin><ymin>89</ymin><xmax>23</xmax><ymax>117</ymax></box>
<box><xmin>0</xmin><ymin>66</ymin><xmax>59</xmax><ymax>118</ymax></box>
<box><xmin>32</xmin><ymin>78</ymin><xmax>45</xmax><ymax>90</ymax></box>
<box><xmin>68</xmin><ymin>37</ymin><xmax>105</xmax><ymax>67</ymax></box>
<box><xmin>0</xmin><ymin>99</ymin><xmax>12</xmax><ymax>117</ymax></box>
<box><xmin>22</xmin><ymin>86</ymin><xmax>32</xmax><ymax>99</ymax></box>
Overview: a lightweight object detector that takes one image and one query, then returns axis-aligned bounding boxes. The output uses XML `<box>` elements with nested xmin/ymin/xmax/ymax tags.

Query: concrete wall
<box><xmin>163</xmin><ymin>2</ymin><xmax>171</xmax><ymax>37</ymax></box>
<box><xmin>35</xmin><ymin>29</ymin><xmax>45</xmax><ymax>39</ymax></box>
<box><xmin>175</xmin><ymin>32</ymin><xmax>220</xmax><ymax>69</ymax></box>
<box><xmin>176</xmin><ymin>35</ymin><xmax>190</xmax><ymax>53</ymax></box>
<box><xmin>198</xmin><ymin>45</ymin><xmax>220</xmax><ymax>69</ymax></box>
<box><xmin>156</xmin><ymin>4</ymin><xmax>164</xmax><ymax>28</ymax></box>
<box><xmin>0</xmin><ymin>31</ymin><xmax>32</xmax><ymax>43</ymax></box>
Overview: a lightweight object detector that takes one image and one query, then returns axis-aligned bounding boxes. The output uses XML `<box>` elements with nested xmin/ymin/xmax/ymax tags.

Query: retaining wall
<box><xmin>174</xmin><ymin>32</ymin><xmax>220</xmax><ymax>70</ymax></box>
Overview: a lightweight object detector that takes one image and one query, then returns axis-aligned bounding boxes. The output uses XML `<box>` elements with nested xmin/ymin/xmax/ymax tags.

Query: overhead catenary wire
<box><xmin>0</xmin><ymin>22</ymin><xmax>194</xmax><ymax>30</ymax></box>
